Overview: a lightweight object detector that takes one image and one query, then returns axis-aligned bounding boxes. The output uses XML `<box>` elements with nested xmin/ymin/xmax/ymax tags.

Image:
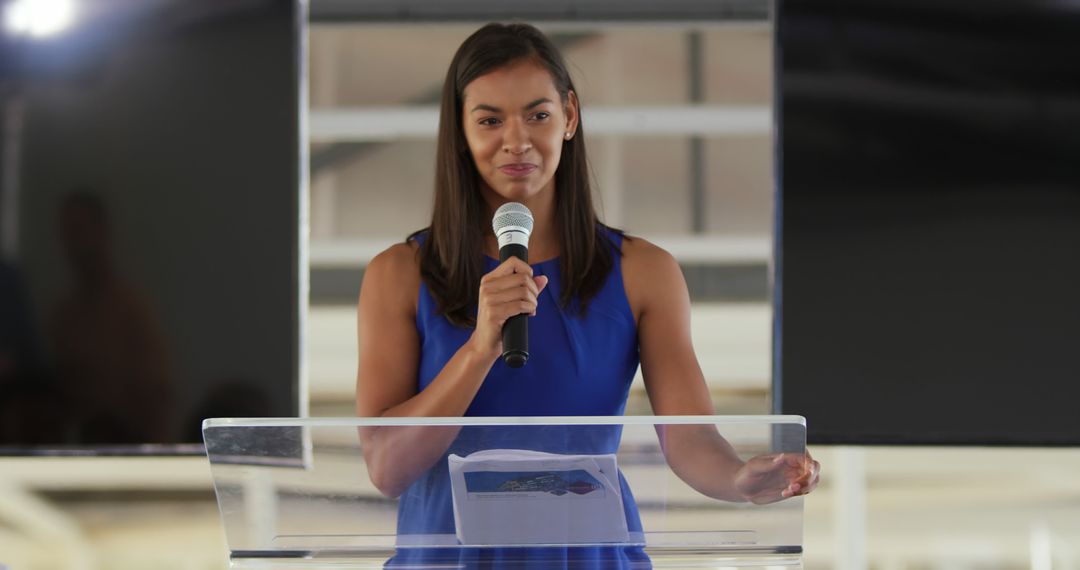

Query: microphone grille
<box><xmin>492</xmin><ymin>202</ymin><xmax>534</xmax><ymax>236</ymax></box>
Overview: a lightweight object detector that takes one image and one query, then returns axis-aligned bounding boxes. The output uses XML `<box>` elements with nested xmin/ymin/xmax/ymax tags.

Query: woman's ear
<box><xmin>563</xmin><ymin>90</ymin><xmax>580</xmax><ymax>139</ymax></box>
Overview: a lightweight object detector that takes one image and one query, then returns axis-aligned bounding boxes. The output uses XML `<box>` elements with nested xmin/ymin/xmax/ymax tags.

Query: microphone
<box><xmin>492</xmin><ymin>202</ymin><xmax>534</xmax><ymax>368</ymax></box>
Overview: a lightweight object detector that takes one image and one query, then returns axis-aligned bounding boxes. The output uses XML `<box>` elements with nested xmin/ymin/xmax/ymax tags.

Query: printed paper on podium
<box><xmin>448</xmin><ymin>449</ymin><xmax>631</xmax><ymax>546</ymax></box>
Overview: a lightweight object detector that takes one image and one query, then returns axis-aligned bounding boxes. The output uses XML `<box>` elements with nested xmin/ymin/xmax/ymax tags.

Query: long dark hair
<box><xmin>411</xmin><ymin>22</ymin><xmax>619</xmax><ymax>328</ymax></box>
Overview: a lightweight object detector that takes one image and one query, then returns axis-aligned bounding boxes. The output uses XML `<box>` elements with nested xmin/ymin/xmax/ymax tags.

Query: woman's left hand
<box><xmin>733</xmin><ymin>452</ymin><xmax>821</xmax><ymax>504</ymax></box>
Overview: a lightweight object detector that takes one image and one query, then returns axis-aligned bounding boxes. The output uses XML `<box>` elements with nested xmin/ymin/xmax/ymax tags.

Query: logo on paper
<box><xmin>464</xmin><ymin>470</ymin><xmax>604</xmax><ymax>496</ymax></box>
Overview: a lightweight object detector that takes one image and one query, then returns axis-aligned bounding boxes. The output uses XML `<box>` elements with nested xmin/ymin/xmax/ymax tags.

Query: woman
<box><xmin>356</xmin><ymin>22</ymin><xmax>819</xmax><ymax>566</ymax></box>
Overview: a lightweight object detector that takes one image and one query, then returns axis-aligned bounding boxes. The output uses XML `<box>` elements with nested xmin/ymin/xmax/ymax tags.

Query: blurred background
<box><xmin>1</xmin><ymin>0</ymin><xmax>1078</xmax><ymax>568</ymax></box>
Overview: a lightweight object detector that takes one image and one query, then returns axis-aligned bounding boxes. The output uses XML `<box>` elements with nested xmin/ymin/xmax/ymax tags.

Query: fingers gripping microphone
<box><xmin>492</xmin><ymin>202</ymin><xmax>534</xmax><ymax>368</ymax></box>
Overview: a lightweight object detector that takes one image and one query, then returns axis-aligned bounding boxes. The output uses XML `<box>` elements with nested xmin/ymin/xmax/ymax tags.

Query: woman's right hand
<box><xmin>469</xmin><ymin>257</ymin><xmax>549</xmax><ymax>360</ymax></box>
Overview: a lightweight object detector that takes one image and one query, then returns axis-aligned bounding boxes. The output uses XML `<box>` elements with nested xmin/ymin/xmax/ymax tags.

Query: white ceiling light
<box><xmin>4</xmin><ymin>0</ymin><xmax>76</xmax><ymax>38</ymax></box>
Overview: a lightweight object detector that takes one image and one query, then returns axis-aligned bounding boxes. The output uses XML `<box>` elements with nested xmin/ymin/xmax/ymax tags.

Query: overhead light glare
<box><xmin>4</xmin><ymin>0</ymin><xmax>76</xmax><ymax>38</ymax></box>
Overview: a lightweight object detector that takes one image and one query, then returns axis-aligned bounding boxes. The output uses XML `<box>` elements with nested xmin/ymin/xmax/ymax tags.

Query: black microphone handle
<box><xmin>499</xmin><ymin>243</ymin><xmax>529</xmax><ymax>368</ymax></box>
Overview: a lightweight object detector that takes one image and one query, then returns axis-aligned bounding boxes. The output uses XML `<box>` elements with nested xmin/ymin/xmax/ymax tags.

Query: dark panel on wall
<box><xmin>0</xmin><ymin>0</ymin><xmax>301</xmax><ymax>452</ymax></box>
<box><xmin>775</xmin><ymin>0</ymin><xmax>1080</xmax><ymax>444</ymax></box>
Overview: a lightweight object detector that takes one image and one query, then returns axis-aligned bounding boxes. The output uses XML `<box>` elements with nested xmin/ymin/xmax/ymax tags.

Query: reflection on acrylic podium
<box><xmin>203</xmin><ymin>416</ymin><xmax>808</xmax><ymax>569</ymax></box>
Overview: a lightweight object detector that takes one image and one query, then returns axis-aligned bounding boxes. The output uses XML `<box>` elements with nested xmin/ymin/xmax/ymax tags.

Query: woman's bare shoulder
<box><xmin>619</xmin><ymin>234</ymin><xmax>684</xmax><ymax>320</ymax></box>
<box><xmin>620</xmin><ymin>234</ymin><xmax>679</xmax><ymax>273</ymax></box>
<box><xmin>369</xmin><ymin>240</ymin><xmax>420</xmax><ymax>272</ymax></box>
<box><xmin>361</xmin><ymin>240</ymin><xmax>422</xmax><ymax>313</ymax></box>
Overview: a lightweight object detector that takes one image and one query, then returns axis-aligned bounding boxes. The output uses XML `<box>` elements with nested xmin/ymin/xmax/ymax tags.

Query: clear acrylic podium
<box><xmin>203</xmin><ymin>416</ymin><xmax>807</xmax><ymax>569</ymax></box>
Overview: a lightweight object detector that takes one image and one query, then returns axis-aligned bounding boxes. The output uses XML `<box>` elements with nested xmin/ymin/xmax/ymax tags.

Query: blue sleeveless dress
<box><xmin>387</xmin><ymin>228</ymin><xmax>651</xmax><ymax>569</ymax></box>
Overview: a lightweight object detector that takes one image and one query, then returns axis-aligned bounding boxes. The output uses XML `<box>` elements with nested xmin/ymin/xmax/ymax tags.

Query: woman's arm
<box><xmin>355</xmin><ymin>243</ymin><xmax>485</xmax><ymax>498</ymax></box>
<box><xmin>623</xmin><ymin>238</ymin><xmax>747</xmax><ymax>501</ymax></box>
<box><xmin>355</xmin><ymin>244</ymin><xmax>546</xmax><ymax>498</ymax></box>
<box><xmin>623</xmin><ymin>237</ymin><xmax>819</xmax><ymax>503</ymax></box>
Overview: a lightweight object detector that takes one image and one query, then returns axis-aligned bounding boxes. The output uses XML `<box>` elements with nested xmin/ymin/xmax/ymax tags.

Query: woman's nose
<box><xmin>502</xmin><ymin>120</ymin><xmax>531</xmax><ymax>154</ymax></box>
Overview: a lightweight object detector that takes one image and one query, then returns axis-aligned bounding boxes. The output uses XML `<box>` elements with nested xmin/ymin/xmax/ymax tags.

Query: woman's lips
<box><xmin>499</xmin><ymin>163</ymin><xmax>537</xmax><ymax>177</ymax></box>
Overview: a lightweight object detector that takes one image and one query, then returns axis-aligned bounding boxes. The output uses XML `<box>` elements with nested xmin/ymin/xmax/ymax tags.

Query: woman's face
<box><xmin>461</xmin><ymin>59</ymin><xmax>578</xmax><ymax>209</ymax></box>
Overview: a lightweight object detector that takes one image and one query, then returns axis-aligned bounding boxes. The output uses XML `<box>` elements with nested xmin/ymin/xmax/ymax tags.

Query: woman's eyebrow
<box><xmin>470</xmin><ymin>98</ymin><xmax>554</xmax><ymax>114</ymax></box>
<box><xmin>523</xmin><ymin>97</ymin><xmax>554</xmax><ymax>109</ymax></box>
